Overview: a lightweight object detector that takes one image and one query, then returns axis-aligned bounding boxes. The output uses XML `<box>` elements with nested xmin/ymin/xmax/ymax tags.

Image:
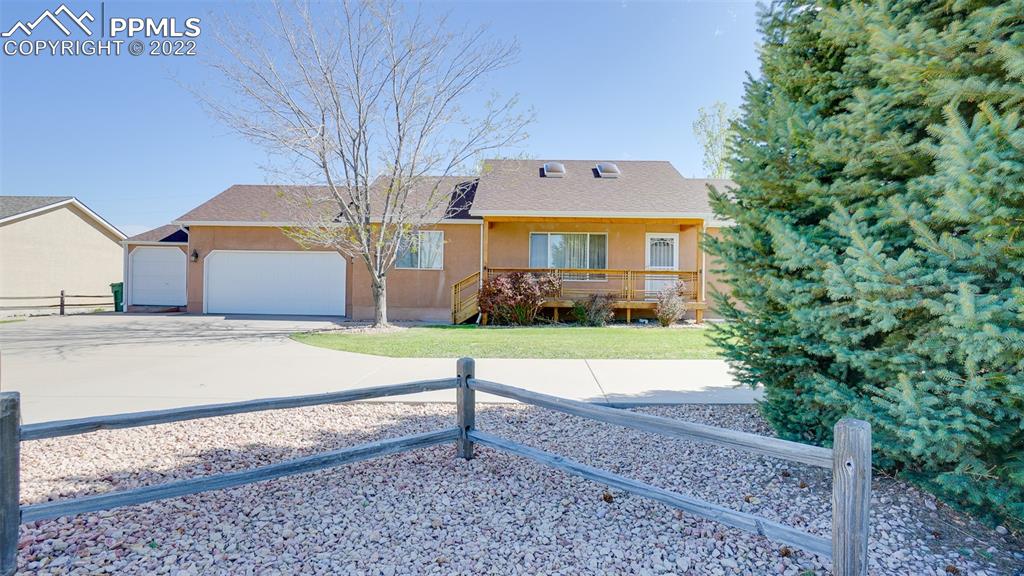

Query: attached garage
<box><xmin>128</xmin><ymin>246</ymin><xmax>187</xmax><ymax>306</ymax></box>
<box><xmin>204</xmin><ymin>250</ymin><xmax>346</xmax><ymax>316</ymax></box>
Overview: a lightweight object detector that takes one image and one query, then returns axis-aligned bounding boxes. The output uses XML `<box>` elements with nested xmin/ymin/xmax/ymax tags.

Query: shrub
<box><xmin>478</xmin><ymin>271</ymin><xmax>560</xmax><ymax>326</ymax></box>
<box><xmin>571</xmin><ymin>294</ymin><xmax>615</xmax><ymax>326</ymax></box>
<box><xmin>654</xmin><ymin>281</ymin><xmax>688</xmax><ymax>327</ymax></box>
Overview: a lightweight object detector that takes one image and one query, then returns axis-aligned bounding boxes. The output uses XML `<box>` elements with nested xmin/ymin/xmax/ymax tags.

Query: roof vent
<box><xmin>542</xmin><ymin>162</ymin><xmax>566</xmax><ymax>178</ymax></box>
<box><xmin>596</xmin><ymin>162</ymin><xmax>620</xmax><ymax>178</ymax></box>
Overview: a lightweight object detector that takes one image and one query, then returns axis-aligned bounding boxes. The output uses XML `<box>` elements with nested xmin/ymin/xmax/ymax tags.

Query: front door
<box><xmin>645</xmin><ymin>233</ymin><xmax>679</xmax><ymax>298</ymax></box>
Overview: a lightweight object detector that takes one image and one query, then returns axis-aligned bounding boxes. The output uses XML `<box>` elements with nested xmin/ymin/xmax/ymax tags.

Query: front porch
<box><xmin>451</xmin><ymin>267</ymin><xmax>707</xmax><ymax>324</ymax></box>
<box><xmin>450</xmin><ymin>215</ymin><xmax>712</xmax><ymax>325</ymax></box>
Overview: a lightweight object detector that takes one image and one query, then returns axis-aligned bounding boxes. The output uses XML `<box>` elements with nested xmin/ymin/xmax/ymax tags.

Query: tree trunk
<box><xmin>371</xmin><ymin>276</ymin><xmax>389</xmax><ymax>328</ymax></box>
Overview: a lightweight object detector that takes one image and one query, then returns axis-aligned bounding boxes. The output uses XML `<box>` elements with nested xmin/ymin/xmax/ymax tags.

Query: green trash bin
<box><xmin>111</xmin><ymin>282</ymin><xmax>124</xmax><ymax>312</ymax></box>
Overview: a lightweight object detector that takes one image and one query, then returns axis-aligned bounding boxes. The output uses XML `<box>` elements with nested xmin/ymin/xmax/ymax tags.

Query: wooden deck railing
<box><xmin>486</xmin><ymin>267</ymin><xmax>701</xmax><ymax>302</ymax></box>
<box><xmin>0</xmin><ymin>360</ymin><xmax>871</xmax><ymax>576</ymax></box>
<box><xmin>451</xmin><ymin>268</ymin><xmax>706</xmax><ymax>324</ymax></box>
<box><xmin>0</xmin><ymin>290</ymin><xmax>113</xmax><ymax>315</ymax></box>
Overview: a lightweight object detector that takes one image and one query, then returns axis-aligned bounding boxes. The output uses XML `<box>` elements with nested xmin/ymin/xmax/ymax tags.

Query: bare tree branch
<box><xmin>195</xmin><ymin>0</ymin><xmax>532</xmax><ymax>326</ymax></box>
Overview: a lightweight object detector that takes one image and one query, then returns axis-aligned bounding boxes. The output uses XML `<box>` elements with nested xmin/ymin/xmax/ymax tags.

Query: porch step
<box><xmin>453</xmin><ymin>303</ymin><xmax>479</xmax><ymax>324</ymax></box>
<box><xmin>450</xmin><ymin>271</ymin><xmax>481</xmax><ymax>324</ymax></box>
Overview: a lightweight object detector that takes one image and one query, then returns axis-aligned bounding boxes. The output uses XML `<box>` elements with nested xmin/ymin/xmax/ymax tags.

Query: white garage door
<box><xmin>130</xmin><ymin>246</ymin><xmax>187</xmax><ymax>306</ymax></box>
<box><xmin>205</xmin><ymin>251</ymin><xmax>346</xmax><ymax>316</ymax></box>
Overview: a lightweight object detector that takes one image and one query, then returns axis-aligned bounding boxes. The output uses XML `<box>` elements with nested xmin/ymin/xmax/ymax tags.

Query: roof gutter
<box><xmin>122</xmin><ymin>240</ymin><xmax>189</xmax><ymax>246</ymax></box>
<box><xmin>171</xmin><ymin>218</ymin><xmax>483</xmax><ymax>227</ymax></box>
<box><xmin>468</xmin><ymin>210</ymin><xmax>734</xmax><ymax>227</ymax></box>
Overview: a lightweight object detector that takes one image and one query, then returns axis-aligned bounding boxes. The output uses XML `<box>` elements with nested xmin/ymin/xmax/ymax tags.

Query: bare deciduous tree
<box><xmin>199</xmin><ymin>0</ymin><xmax>530</xmax><ymax>326</ymax></box>
<box><xmin>692</xmin><ymin>101</ymin><xmax>737</xmax><ymax>179</ymax></box>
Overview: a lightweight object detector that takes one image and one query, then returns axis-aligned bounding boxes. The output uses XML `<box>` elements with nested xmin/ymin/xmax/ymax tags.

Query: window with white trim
<box><xmin>396</xmin><ymin>230</ymin><xmax>444</xmax><ymax>270</ymax></box>
<box><xmin>529</xmin><ymin>232</ymin><xmax>607</xmax><ymax>270</ymax></box>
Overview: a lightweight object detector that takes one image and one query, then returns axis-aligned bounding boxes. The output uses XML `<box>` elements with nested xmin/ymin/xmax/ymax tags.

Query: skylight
<box><xmin>596</xmin><ymin>162</ymin><xmax>620</xmax><ymax>178</ymax></box>
<box><xmin>542</xmin><ymin>162</ymin><xmax>566</xmax><ymax>178</ymax></box>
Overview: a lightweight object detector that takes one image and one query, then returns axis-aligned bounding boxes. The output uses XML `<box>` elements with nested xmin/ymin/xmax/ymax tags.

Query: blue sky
<box><xmin>0</xmin><ymin>1</ymin><xmax>760</xmax><ymax>236</ymax></box>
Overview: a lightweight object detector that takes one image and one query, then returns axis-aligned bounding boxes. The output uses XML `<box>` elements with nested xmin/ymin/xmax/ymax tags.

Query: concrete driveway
<box><xmin>0</xmin><ymin>314</ymin><xmax>757</xmax><ymax>423</ymax></box>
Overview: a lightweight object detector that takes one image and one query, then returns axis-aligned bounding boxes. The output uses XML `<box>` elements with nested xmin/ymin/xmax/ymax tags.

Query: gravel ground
<box><xmin>17</xmin><ymin>403</ymin><xmax>1023</xmax><ymax>575</ymax></box>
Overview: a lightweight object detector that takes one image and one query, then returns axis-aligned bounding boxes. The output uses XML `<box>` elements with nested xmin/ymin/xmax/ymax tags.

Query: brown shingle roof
<box><xmin>172</xmin><ymin>162</ymin><xmax>734</xmax><ymax>226</ymax></box>
<box><xmin>174</xmin><ymin>178</ymin><xmax>479</xmax><ymax>224</ymax></box>
<box><xmin>127</xmin><ymin>225</ymin><xmax>188</xmax><ymax>243</ymax></box>
<box><xmin>472</xmin><ymin>159</ymin><xmax>734</xmax><ymax>222</ymax></box>
<box><xmin>175</xmin><ymin>185</ymin><xmax>310</xmax><ymax>224</ymax></box>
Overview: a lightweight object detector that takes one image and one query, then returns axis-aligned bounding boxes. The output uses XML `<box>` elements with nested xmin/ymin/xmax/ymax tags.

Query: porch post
<box><xmin>695</xmin><ymin>221</ymin><xmax>705</xmax><ymax>323</ymax></box>
<box><xmin>481</xmin><ymin>220</ymin><xmax>489</xmax><ymax>326</ymax></box>
<box><xmin>481</xmin><ymin>219</ymin><xmax>489</xmax><ymax>273</ymax></box>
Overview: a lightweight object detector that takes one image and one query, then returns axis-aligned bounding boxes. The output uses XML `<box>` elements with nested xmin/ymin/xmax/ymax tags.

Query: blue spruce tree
<box><xmin>708</xmin><ymin>0</ymin><xmax>1024</xmax><ymax>524</ymax></box>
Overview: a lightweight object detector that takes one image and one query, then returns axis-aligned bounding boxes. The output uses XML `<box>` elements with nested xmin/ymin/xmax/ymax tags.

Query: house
<box><xmin>122</xmin><ymin>225</ymin><xmax>189</xmax><ymax>311</ymax></box>
<box><xmin>131</xmin><ymin>160</ymin><xmax>732</xmax><ymax>322</ymax></box>
<box><xmin>0</xmin><ymin>196</ymin><xmax>126</xmax><ymax>311</ymax></box>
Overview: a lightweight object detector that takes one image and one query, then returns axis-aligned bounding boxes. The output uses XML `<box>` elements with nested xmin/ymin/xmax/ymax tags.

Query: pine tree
<box><xmin>708</xmin><ymin>0</ymin><xmax>1024</xmax><ymax>524</ymax></box>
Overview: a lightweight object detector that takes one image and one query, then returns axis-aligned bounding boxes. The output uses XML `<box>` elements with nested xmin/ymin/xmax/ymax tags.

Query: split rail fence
<box><xmin>0</xmin><ymin>291</ymin><xmax>113</xmax><ymax>315</ymax></box>
<box><xmin>0</xmin><ymin>358</ymin><xmax>871</xmax><ymax>576</ymax></box>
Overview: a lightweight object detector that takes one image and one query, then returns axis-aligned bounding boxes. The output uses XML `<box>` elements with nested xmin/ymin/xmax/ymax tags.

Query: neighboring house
<box><xmin>122</xmin><ymin>225</ymin><xmax>189</xmax><ymax>311</ymax></box>
<box><xmin>134</xmin><ymin>160</ymin><xmax>733</xmax><ymax>322</ymax></box>
<box><xmin>0</xmin><ymin>196</ymin><xmax>126</xmax><ymax>311</ymax></box>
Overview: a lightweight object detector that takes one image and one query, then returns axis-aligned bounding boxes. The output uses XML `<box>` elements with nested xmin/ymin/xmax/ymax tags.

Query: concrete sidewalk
<box><xmin>0</xmin><ymin>314</ymin><xmax>759</xmax><ymax>423</ymax></box>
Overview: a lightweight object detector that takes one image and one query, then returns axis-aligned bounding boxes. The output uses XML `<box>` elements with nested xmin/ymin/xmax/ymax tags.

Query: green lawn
<box><xmin>292</xmin><ymin>325</ymin><xmax>721</xmax><ymax>359</ymax></box>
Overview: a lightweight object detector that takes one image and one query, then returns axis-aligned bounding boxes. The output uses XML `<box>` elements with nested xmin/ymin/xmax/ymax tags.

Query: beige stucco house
<box><xmin>0</xmin><ymin>196</ymin><xmax>126</xmax><ymax>312</ymax></box>
<box><xmin>128</xmin><ymin>160</ymin><xmax>733</xmax><ymax>322</ymax></box>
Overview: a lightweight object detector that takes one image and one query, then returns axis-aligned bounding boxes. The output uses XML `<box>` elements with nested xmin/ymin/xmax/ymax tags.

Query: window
<box><xmin>529</xmin><ymin>233</ymin><xmax>607</xmax><ymax>271</ymax></box>
<box><xmin>396</xmin><ymin>230</ymin><xmax>444</xmax><ymax>270</ymax></box>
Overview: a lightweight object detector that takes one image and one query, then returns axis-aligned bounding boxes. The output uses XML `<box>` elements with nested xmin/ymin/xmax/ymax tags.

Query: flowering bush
<box><xmin>478</xmin><ymin>272</ymin><xmax>561</xmax><ymax>325</ymax></box>
<box><xmin>571</xmin><ymin>294</ymin><xmax>615</xmax><ymax>326</ymax></box>
<box><xmin>654</xmin><ymin>280</ymin><xmax>689</xmax><ymax>327</ymax></box>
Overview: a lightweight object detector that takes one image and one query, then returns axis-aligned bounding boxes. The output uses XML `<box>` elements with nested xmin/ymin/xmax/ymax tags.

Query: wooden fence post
<box><xmin>1</xmin><ymin>392</ymin><xmax>20</xmax><ymax>576</ymax></box>
<box><xmin>456</xmin><ymin>357</ymin><xmax>475</xmax><ymax>459</ymax></box>
<box><xmin>59</xmin><ymin>290</ymin><xmax>65</xmax><ymax>316</ymax></box>
<box><xmin>832</xmin><ymin>418</ymin><xmax>871</xmax><ymax>576</ymax></box>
